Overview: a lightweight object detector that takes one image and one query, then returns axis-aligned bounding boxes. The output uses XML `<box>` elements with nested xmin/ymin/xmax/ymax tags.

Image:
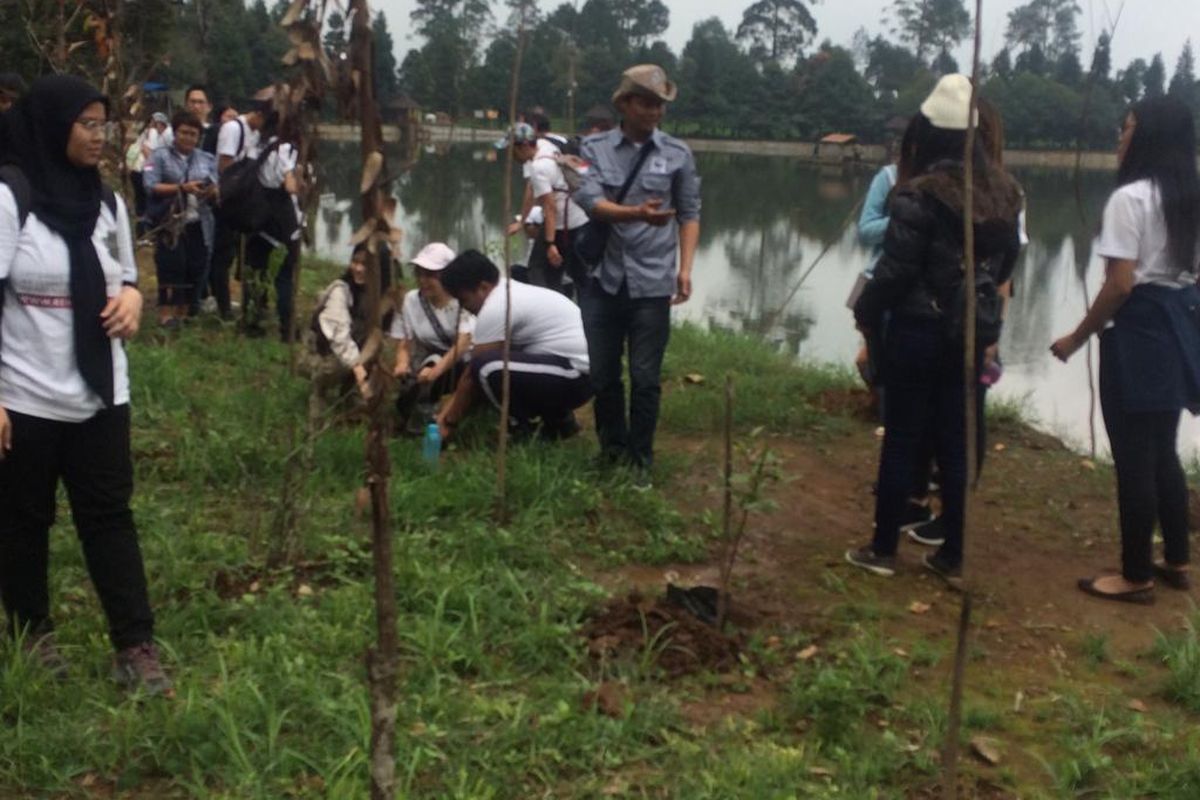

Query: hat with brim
<box><xmin>612</xmin><ymin>64</ymin><xmax>677</xmax><ymax>105</ymax></box>
<box><xmin>493</xmin><ymin>122</ymin><xmax>537</xmax><ymax>150</ymax></box>
<box><xmin>919</xmin><ymin>74</ymin><xmax>977</xmax><ymax>131</ymax></box>
<box><xmin>410</xmin><ymin>242</ymin><xmax>457</xmax><ymax>272</ymax></box>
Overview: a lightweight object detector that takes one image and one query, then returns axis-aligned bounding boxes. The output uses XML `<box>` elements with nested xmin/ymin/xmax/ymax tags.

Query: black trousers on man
<box><xmin>471</xmin><ymin>349</ymin><xmax>592</xmax><ymax>435</ymax></box>
<box><xmin>0</xmin><ymin>406</ymin><xmax>155</xmax><ymax>651</ymax></box>
<box><xmin>527</xmin><ymin>225</ymin><xmax>588</xmax><ymax>301</ymax></box>
<box><xmin>205</xmin><ymin>220</ymin><xmax>237</xmax><ymax>318</ymax></box>
<box><xmin>580</xmin><ymin>279</ymin><xmax>671</xmax><ymax>469</ymax></box>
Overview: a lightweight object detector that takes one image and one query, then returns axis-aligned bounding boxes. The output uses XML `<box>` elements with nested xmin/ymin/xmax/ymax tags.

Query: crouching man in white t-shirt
<box><xmin>435</xmin><ymin>250</ymin><xmax>592</xmax><ymax>441</ymax></box>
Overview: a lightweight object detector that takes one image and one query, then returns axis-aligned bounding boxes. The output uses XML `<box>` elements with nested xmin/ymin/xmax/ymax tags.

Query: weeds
<box><xmin>1155</xmin><ymin>607</ymin><xmax>1200</xmax><ymax>712</ymax></box>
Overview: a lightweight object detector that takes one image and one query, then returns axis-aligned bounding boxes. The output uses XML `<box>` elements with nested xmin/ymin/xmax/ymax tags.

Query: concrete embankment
<box><xmin>316</xmin><ymin>122</ymin><xmax>1124</xmax><ymax>170</ymax></box>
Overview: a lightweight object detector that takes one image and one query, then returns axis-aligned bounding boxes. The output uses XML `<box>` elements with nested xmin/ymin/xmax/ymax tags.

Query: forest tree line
<box><xmin>2</xmin><ymin>0</ymin><xmax>1198</xmax><ymax>149</ymax></box>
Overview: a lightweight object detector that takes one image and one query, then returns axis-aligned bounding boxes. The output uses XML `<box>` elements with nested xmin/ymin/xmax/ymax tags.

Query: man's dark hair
<box><xmin>528</xmin><ymin>111</ymin><xmax>551</xmax><ymax>133</ymax></box>
<box><xmin>171</xmin><ymin>110</ymin><xmax>203</xmax><ymax>133</ymax></box>
<box><xmin>0</xmin><ymin>72</ymin><xmax>26</xmax><ymax>98</ymax></box>
<box><xmin>440</xmin><ymin>249</ymin><xmax>500</xmax><ymax>296</ymax></box>
<box><xmin>184</xmin><ymin>84</ymin><xmax>211</xmax><ymax>103</ymax></box>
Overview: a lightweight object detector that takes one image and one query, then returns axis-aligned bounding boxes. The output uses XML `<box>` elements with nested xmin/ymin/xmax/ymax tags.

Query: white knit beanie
<box><xmin>919</xmin><ymin>74</ymin><xmax>977</xmax><ymax>131</ymax></box>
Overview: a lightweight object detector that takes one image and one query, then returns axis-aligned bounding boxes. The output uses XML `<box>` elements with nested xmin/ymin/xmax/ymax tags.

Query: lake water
<box><xmin>310</xmin><ymin>142</ymin><xmax>1200</xmax><ymax>460</ymax></box>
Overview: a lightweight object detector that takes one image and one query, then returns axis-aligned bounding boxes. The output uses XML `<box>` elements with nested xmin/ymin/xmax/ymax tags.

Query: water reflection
<box><xmin>310</xmin><ymin>143</ymin><xmax>1200</xmax><ymax>459</ymax></box>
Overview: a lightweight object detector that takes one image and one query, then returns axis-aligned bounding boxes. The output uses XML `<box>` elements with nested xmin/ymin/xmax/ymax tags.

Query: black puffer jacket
<box><xmin>854</xmin><ymin>161</ymin><xmax>1023</xmax><ymax>342</ymax></box>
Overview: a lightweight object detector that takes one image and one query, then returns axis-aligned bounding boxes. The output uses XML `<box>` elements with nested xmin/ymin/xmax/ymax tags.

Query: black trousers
<box><xmin>244</xmin><ymin>234</ymin><xmax>298</xmax><ymax>335</ymax></box>
<box><xmin>1099</xmin><ymin>332</ymin><xmax>1191</xmax><ymax>582</ymax></box>
<box><xmin>471</xmin><ymin>350</ymin><xmax>593</xmax><ymax>430</ymax></box>
<box><xmin>155</xmin><ymin>221</ymin><xmax>207</xmax><ymax>309</ymax></box>
<box><xmin>206</xmin><ymin>220</ymin><xmax>237</xmax><ymax>317</ymax></box>
<box><xmin>579</xmin><ymin>279</ymin><xmax>671</xmax><ymax>468</ymax></box>
<box><xmin>527</xmin><ymin>226</ymin><xmax>588</xmax><ymax>301</ymax></box>
<box><xmin>0</xmin><ymin>406</ymin><xmax>154</xmax><ymax>651</ymax></box>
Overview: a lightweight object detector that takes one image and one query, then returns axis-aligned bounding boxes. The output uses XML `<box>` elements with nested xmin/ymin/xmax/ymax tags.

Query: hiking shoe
<box><xmin>906</xmin><ymin>515</ymin><xmax>946</xmax><ymax>546</ymax></box>
<box><xmin>22</xmin><ymin>631</ymin><xmax>69</xmax><ymax>680</ymax></box>
<box><xmin>112</xmin><ymin>642</ymin><xmax>174</xmax><ymax>697</ymax></box>
<box><xmin>923</xmin><ymin>552</ymin><xmax>963</xmax><ymax>589</ymax></box>
<box><xmin>845</xmin><ymin>546</ymin><xmax>896</xmax><ymax>577</ymax></box>
<box><xmin>898</xmin><ymin>501</ymin><xmax>934</xmax><ymax>532</ymax></box>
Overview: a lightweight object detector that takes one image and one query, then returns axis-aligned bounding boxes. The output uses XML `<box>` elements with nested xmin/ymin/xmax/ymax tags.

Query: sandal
<box><xmin>1153</xmin><ymin>564</ymin><xmax>1191</xmax><ymax>591</ymax></box>
<box><xmin>1077</xmin><ymin>577</ymin><xmax>1155</xmax><ymax>605</ymax></box>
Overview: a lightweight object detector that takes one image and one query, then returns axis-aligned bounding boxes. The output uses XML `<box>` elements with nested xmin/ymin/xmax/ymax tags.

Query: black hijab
<box><xmin>2</xmin><ymin>75</ymin><xmax>114</xmax><ymax>407</ymax></box>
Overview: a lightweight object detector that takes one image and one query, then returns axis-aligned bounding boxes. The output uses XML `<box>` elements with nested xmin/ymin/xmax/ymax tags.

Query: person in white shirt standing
<box><xmin>207</xmin><ymin>99</ymin><xmax>267</xmax><ymax>320</ymax></box>
<box><xmin>0</xmin><ymin>75</ymin><xmax>171</xmax><ymax>695</ymax></box>
<box><xmin>435</xmin><ymin>250</ymin><xmax>592</xmax><ymax>441</ymax></box>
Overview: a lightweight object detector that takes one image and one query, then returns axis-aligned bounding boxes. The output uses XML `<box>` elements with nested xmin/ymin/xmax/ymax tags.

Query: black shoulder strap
<box><xmin>102</xmin><ymin>186</ymin><xmax>117</xmax><ymax>219</ymax></box>
<box><xmin>236</xmin><ymin>118</ymin><xmax>246</xmax><ymax>159</ymax></box>
<box><xmin>0</xmin><ymin>164</ymin><xmax>32</xmax><ymax>228</ymax></box>
<box><xmin>418</xmin><ymin>292</ymin><xmax>454</xmax><ymax>349</ymax></box>
<box><xmin>615</xmin><ymin>140</ymin><xmax>656</xmax><ymax>204</ymax></box>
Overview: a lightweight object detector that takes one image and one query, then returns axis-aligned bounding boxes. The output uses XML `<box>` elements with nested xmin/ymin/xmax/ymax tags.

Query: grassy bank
<box><xmin>2</xmin><ymin>300</ymin><xmax>1199</xmax><ymax>798</ymax></box>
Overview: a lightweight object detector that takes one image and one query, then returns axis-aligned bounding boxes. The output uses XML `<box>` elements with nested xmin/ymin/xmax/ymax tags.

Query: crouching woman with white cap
<box><xmin>389</xmin><ymin>242</ymin><xmax>474</xmax><ymax>432</ymax></box>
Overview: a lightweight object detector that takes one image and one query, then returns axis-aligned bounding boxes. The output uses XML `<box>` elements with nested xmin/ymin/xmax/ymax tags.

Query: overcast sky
<box><xmin>376</xmin><ymin>0</ymin><xmax>1198</xmax><ymax>77</ymax></box>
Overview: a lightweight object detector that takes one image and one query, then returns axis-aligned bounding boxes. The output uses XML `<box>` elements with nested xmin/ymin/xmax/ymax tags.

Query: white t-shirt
<box><xmin>522</xmin><ymin>138</ymin><xmax>560</xmax><ymax>180</ymax></box>
<box><xmin>529</xmin><ymin>155</ymin><xmax>588</xmax><ymax>230</ymax></box>
<box><xmin>0</xmin><ymin>186</ymin><xmax>137</xmax><ymax>422</ymax></box>
<box><xmin>1096</xmin><ymin>179</ymin><xmax>1198</xmax><ymax>288</ymax></box>
<box><xmin>258</xmin><ymin>141</ymin><xmax>298</xmax><ymax>188</ymax></box>
<box><xmin>388</xmin><ymin>289</ymin><xmax>474</xmax><ymax>354</ymax></box>
<box><xmin>216</xmin><ymin>116</ymin><xmax>259</xmax><ymax>161</ymax></box>
<box><xmin>473</xmin><ymin>279</ymin><xmax>589</xmax><ymax>372</ymax></box>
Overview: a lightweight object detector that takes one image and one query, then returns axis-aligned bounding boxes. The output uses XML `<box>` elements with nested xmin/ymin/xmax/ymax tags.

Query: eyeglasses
<box><xmin>75</xmin><ymin>118</ymin><xmax>107</xmax><ymax>133</ymax></box>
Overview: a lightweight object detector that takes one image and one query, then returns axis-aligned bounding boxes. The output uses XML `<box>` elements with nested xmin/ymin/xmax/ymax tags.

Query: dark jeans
<box><xmin>244</xmin><ymin>235</ymin><xmax>298</xmax><ymax>336</ymax></box>
<box><xmin>871</xmin><ymin>318</ymin><xmax>984</xmax><ymax>566</ymax></box>
<box><xmin>206</xmin><ymin>221</ymin><xmax>237</xmax><ymax>317</ymax></box>
<box><xmin>579</xmin><ymin>279</ymin><xmax>671</xmax><ymax>469</ymax></box>
<box><xmin>0</xmin><ymin>406</ymin><xmax>155</xmax><ymax>651</ymax></box>
<box><xmin>155</xmin><ymin>221</ymin><xmax>207</xmax><ymax>309</ymax></box>
<box><xmin>1099</xmin><ymin>331</ymin><xmax>1190</xmax><ymax>582</ymax></box>
<box><xmin>471</xmin><ymin>349</ymin><xmax>593</xmax><ymax>430</ymax></box>
<box><xmin>527</xmin><ymin>226</ymin><xmax>588</xmax><ymax>301</ymax></box>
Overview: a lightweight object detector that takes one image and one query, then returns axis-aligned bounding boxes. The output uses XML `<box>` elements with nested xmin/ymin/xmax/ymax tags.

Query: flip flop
<box><xmin>1077</xmin><ymin>577</ymin><xmax>1155</xmax><ymax>605</ymax></box>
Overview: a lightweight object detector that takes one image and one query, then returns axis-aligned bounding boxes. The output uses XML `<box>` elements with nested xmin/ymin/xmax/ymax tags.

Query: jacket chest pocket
<box><xmin>640</xmin><ymin>173</ymin><xmax>672</xmax><ymax>194</ymax></box>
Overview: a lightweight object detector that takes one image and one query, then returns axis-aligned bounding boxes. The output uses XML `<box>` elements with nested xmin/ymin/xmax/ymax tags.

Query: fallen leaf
<box><xmin>993</xmin><ymin>442</ymin><xmax>1007</xmax><ymax>452</ymax></box>
<box><xmin>807</xmin><ymin>767</ymin><xmax>834</xmax><ymax>778</ymax></box>
<box><xmin>908</xmin><ymin>601</ymin><xmax>932</xmax><ymax>615</ymax></box>
<box><xmin>588</xmin><ymin>634</ymin><xmax>621</xmax><ymax>657</ymax></box>
<box><xmin>1013</xmin><ymin>689</ymin><xmax>1025</xmax><ymax>713</ymax></box>
<box><xmin>892</xmin><ymin>647</ymin><xmax>909</xmax><ymax>658</ymax></box>
<box><xmin>797</xmin><ymin>645</ymin><xmax>820</xmax><ymax>661</ymax></box>
<box><xmin>970</xmin><ymin>736</ymin><xmax>1003</xmax><ymax>766</ymax></box>
<box><xmin>1081</xmin><ymin>458</ymin><xmax>1097</xmax><ymax>471</ymax></box>
<box><xmin>582</xmin><ymin>682</ymin><xmax>627</xmax><ymax>718</ymax></box>
<box><xmin>765</xmin><ymin>635</ymin><xmax>782</xmax><ymax>650</ymax></box>
<box><xmin>248</xmin><ymin>580</ymin><xmax>261</xmax><ymax>593</ymax></box>
<box><xmin>1128</xmin><ymin>699</ymin><xmax>1148</xmax><ymax>713</ymax></box>
<box><xmin>683</xmin><ymin>372</ymin><xmax>705</xmax><ymax>385</ymax></box>
<box><xmin>296</xmin><ymin>583</ymin><xmax>314</xmax><ymax>597</ymax></box>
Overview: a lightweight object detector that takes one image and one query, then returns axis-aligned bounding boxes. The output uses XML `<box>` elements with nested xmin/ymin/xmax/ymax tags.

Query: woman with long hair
<box><xmin>848</xmin><ymin>75</ymin><xmax>1024</xmax><ymax>584</ymax></box>
<box><xmin>0</xmin><ymin>75</ymin><xmax>171</xmax><ymax>693</ymax></box>
<box><xmin>1052</xmin><ymin>96</ymin><xmax>1200</xmax><ymax>603</ymax></box>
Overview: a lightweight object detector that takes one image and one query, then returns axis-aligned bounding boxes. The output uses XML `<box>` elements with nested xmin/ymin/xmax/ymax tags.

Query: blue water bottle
<box><xmin>422</xmin><ymin>423</ymin><xmax>442</xmax><ymax>467</ymax></box>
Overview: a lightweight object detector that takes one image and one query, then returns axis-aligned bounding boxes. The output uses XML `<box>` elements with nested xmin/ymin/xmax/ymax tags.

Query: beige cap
<box><xmin>919</xmin><ymin>74</ymin><xmax>977</xmax><ymax>131</ymax></box>
<box><xmin>612</xmin><ymin>64</ymin><xmax>677</xmax><ymax>104</ymax></box>
<box><xmin>410</xmin><ymin>242</ymin><xmax>456</xmax><ymax>272</ymax></box>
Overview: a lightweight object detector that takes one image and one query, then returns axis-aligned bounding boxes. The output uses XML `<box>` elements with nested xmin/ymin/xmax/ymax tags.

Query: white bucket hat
<box><xmin>410</xmin><ymin>242</ymin><xmax>456</xmax><ymax>272</ymax></box>
<box><xmin>920</xmin><ymin>74</ymin><xmax>977</xmax><ymax>131</ymax></box>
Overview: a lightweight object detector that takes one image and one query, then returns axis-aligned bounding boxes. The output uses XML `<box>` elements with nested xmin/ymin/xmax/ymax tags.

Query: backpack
<box><xmin>215</xmin><ymin>122</ymin><xmax>280</xmax><ymax>233</ymax></box>
<box><xmin>925</xmin><ymin>207</ymin><xmax>1004</xmax><ymax>348</ymax></box>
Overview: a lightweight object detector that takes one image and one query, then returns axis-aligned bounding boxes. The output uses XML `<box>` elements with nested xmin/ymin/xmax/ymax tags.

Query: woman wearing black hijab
<box><xmin>0</xmin><ymin>75</ymin><xmax>171</xmax><ymax>695</ymax></box>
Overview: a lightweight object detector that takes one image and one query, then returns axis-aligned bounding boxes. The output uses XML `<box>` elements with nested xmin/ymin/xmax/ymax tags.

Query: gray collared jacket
<box><xmin>575</xmin><ymin>127</ymin><xmax>701</xmax><ymax>299</ymax></box>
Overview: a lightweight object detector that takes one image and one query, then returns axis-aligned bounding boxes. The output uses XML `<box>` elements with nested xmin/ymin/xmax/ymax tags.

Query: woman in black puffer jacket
<box><xmin>848</xmin><ymin>75</ymin><xmax>1023</xmax><ymax>584</ymax></box>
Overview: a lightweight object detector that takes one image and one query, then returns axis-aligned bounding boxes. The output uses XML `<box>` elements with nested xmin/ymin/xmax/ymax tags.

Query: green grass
<box><xmin>2</xmin><ymin>309</ymin><xmax>1197</xmax><ymax>798</ymax></box>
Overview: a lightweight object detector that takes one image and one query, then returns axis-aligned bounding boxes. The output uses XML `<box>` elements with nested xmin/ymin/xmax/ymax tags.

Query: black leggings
<box><xmin>0</xmin><ymin>406</ymin><xmax>155</xmax><ymax>651</ymax></box>
<box><xmin>1100</xmin><ymin>335</ymin><xmax>1191</xmax><ymax>582</ymax></box>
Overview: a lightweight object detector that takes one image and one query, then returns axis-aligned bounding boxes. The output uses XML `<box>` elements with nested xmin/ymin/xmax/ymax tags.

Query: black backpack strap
<box><xmin>0</xmin><ymin>164</ymin><xmax>32</xmax><ymax>228</ymax></box>
<box><xmin>615</xmin><ymin>141</ymin><xmax>655</xmax><ymax>204</ymax></box>
<box><xmin>102</xmin><ymin>185</ymin><xmax>118</xmax><ymax>219</ymax></box>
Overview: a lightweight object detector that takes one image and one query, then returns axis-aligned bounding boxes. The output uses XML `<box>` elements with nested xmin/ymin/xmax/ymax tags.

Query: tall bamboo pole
<box><xmin>349</xmin><ymin>2</ymin><xmax>398</xmax><ymax>796</ymax></box>
<box><xmin>495</xmin><ymin>17</ymin><xmax>530</xmax><ymax>520</ymax></box>
<box><xmin>942</xmin><ymin>2</ymin><xmax>984</xmax><ymax>797</ymax></box>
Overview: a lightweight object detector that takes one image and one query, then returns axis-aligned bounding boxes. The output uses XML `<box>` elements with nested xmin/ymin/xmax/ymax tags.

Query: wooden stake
<box><xmin>717</xmin><ymin>374</ymin><xmax>734</xmax><ymax>628</ymax></box>
<box><xmin>943</xmin><ymin>2</ymin><xmax>984</xmax><ymax>797</ymax></box>
<box><xmin>348</xmin><ymin>3</ymin><xmax>398</xmax><ymax>797</ymax></box>
<box><xmin>495</xmin><ymin>15</ymin><xmax>529</xmax><ymax>521</ymax></box>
